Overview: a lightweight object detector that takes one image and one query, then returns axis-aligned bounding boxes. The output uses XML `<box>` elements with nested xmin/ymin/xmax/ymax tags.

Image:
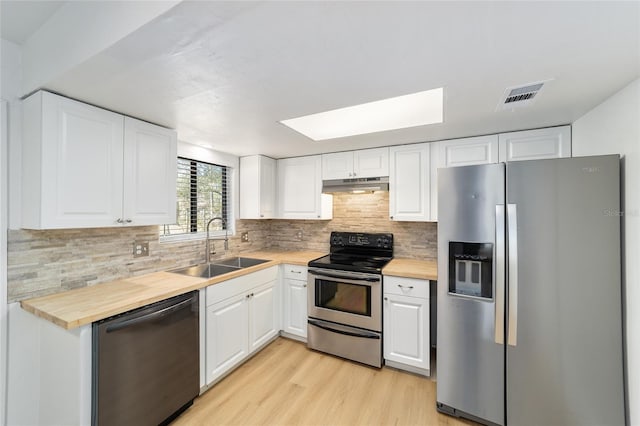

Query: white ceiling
<box><xmin>3</xmin><ymin>1</ymin><xmax>640</xmax><ymax>158</ymax></box>
<box><xmin>0</xmin><ymin>1</ymin><xmax>66</xmax><ymax>44</ymax></box>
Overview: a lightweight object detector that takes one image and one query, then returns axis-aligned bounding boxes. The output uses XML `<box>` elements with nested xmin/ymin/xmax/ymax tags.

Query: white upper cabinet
<box><xmin>322</xmin><ymin>147</ymin><xmax>389</xmax><ymax>180</ymax></box>
<box><xmin>498</xmin><ymin>126</ymin><xmax>571</xmax><ymax>162</ymax></box>
<box><xmin>21</xmin><ymin>91</ymin><xmax>177</xmax><ymax>229</ymax></box>
<box><xmin>123</xmin><ymin>117</ymin><xmax>177</xmax><ymax>226</ymax></box>
<box><xmin>278</xmin><ymin>155</ymin><xmax>332</xmax><ymax>220</ymax></box>
<box><xmin>389</xmin><ymin>143</ymin><xmax>431</xmax><ymax>222</ymax></box>
<box><xmin>430</xmin><ymin>135</ymin><xmax>499</xmax><ymax>220</ymax></box>
<box><xmin>240</xmin><ymin>155</ymin><xmax>277</xmax><ymax>219</ymax></box>
<box><xmin>433</xmin><ymin>134</ymin><xmax>499</xmax><ymax>168</ymax></box>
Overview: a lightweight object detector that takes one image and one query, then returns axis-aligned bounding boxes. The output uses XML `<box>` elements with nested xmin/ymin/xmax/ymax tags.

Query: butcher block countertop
<box><xmin>20</xmin><ymin>250</ymin><xmax>325</xmax><ymax>330</ymax></box>
<box><xmin>382</xmin><ymin>258</ymin><xmax>438</xmax><ymax>281</ymax></box>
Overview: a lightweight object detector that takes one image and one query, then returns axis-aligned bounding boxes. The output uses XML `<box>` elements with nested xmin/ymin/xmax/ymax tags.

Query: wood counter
<box><xmin>382</xmin><ymin>258</ymin><xmax>438</xmax><ymax>280</ymax></box>
<box><xmin>20</xmin><ymin>250</ymin><xmax>325</xmax><ymax>330</ymax></box>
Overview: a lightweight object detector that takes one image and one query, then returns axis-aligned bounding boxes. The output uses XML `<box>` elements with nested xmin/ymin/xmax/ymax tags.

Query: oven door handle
<box><xmin>308</xmin><ymin>319</ymin><xmax>381</xmax><ymax>339</ymax></box>
<box><xmin>308</xmin><ymin>270</ymin><xmax>380</xmax><ymax>283</ymax></box>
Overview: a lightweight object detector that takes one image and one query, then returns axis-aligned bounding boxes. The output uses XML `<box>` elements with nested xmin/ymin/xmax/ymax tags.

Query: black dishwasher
<box><xmin>92</xmin><ymin>291</ymin><xmax>199</xmax><ymax>426</ymax></box>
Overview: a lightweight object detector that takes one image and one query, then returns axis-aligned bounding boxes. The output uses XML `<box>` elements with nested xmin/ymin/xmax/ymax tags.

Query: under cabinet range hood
<box><xmin>322</xmin><ymin>176</ymin><xmax>389</xmax><ymax>193</ymax></box>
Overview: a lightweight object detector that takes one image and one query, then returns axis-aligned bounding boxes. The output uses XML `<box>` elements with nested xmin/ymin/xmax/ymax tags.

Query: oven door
<box><xmin>307</xmin><ymin>268</ymin><xmax>382</xmax><ymax>332</ymax></box>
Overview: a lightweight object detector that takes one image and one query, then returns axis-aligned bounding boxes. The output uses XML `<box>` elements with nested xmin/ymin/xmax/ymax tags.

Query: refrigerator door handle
<box><xmin>507</xmin><ymin>203</ymin><xmax>518</xmax><ymax>346</ymax></box>
<box><xmin>495</xmin><ymin>205</ymin><xmax>505</xmax><ymax>344</ymax></box>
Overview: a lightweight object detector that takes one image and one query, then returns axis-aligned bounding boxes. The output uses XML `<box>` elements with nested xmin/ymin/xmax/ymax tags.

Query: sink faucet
<box><xmin>205</xmin><ymin>217</ymin><xmax>228</xmax><ymax>263</ymax></box>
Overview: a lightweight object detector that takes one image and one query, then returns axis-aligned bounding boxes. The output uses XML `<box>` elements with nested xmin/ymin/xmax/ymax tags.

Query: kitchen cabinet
<box><xmin>322</xmin><ymin>147</ymin><xmax>389</xmax><ymax>180</ymax></box>
<box><xmin>206</xmin><ymin>293</ymin><xmax>250</xmax><ymax>384</ymax></box>
<box><xmin>277</xmin><ymin>155</ymin><xmax>332</xmax><ymax>220</ymax></box>
<box><xmin>498</xmin><ymin>125</ymin><xmax>571</xmax><ymax>162</ymax></box>
<box><xmin>389</xmin><ymin>143</ymin><xmax>432</xmax><ymax>221</ymax></box>
<box><xmin>205</xmin><ymin>266</ymin><xmax>279</xmax><ymax>385</ymax></box>
<box><xmin>383</xmin><ymin>276</ymin><xmax>430</xmax><ymax>376</ymax></box>
<box><xmin>21</xmin><ymin>91</ymin><xmax>177</xmax><ymax>229</ymax></box>
<box><xmin>240</xmin><ymin>155</ymin><xmax>277</xmax><ymax>219</ymax></box>
<box><xmin>6</xmin><ymin>304</ymin><xmax>92</xmax><ymax>426</ymax></box>
<box><xmin>430</xmin><ymin>135</ymin><xmax>499</xmax><ymax>220</ymax></box>
<box><xmin>282</xmin><ymin>264</ymin><xmax>308</xmax><ymax>340</ymax></box>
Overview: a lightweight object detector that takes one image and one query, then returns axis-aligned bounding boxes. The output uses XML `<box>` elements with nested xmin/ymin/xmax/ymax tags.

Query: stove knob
<box><xmin>377</xmin><ymin>238</ymin><xmax>382</xmax><ymax>246</ymax></box>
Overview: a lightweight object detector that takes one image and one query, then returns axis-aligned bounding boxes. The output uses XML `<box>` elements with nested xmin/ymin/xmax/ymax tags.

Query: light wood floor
<box><xmin>173</xmin><ymin>337</ymin><xmax>475</xmax><ymax>426</ymax></box>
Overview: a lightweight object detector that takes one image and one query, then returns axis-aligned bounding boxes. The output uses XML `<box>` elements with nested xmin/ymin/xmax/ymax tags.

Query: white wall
<box><xmin>1</xmin><ymin>38</ymin><xmax>22</xmax><ymax>230</ymax></box>
<box><xmin>572</xmin><ymin>77</ymin><xmax>640</xmax><ymax>425</ymax></box>
<box><xmin>1</xmin><ymin>37</ymin><xmax>22</xmax><ymax>425</ymax></box>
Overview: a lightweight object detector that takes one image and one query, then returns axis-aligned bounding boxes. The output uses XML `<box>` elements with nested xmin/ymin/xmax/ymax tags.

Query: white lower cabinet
<box><xmin>383</xmin><ymin>276</ymin><xmax>430</xmax><ymax>376</ymax></box>
<box><xmin>205</xmin><ymin>266</ymin><xmax>279</xmax><ymax>385</ymax></box>
<box><xmin>249</xmin><ymin>282</ymin><xmax>279</xmax><ymax>351</ymax></box>
<box><xmin>282</xmin><ymin>264</ymin><xmax>308</xmax><ymax>339</ymax></box>
<box><xmin>206</xmin><ymin>294</ymin><xmax>250</xmax><ymax>384</ymax></box>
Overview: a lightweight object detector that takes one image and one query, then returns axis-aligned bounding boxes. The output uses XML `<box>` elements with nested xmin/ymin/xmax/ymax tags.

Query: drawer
<box><xmin>283</xmin><ymin>264</ymin><xmax>307</xmax><ymax>280</ymax></box>
<box><xmin>383</xmin><ymin>276</ymin><xmax>429</xmax><ymax>299</ymax></box>
<box><xmin>206</xmin><ymin>266</ymin><xmax>278</xmax><ymax>306</ymax></box>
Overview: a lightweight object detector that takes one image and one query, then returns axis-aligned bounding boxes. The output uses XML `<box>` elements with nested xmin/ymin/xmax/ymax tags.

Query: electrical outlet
<box><xmin>296</xmin><ymin>230</ymin><xmax>303</xmax><ymax>241</ymax></box>
<box><xmin>241</xmin><ymin>231</ymin><xmax>249</xmax><ymax>242</ymax></box>
<box><xmin>133</xmin><ymin>241</ymin><xmax>149</xmax><ymax>258</ymax></box>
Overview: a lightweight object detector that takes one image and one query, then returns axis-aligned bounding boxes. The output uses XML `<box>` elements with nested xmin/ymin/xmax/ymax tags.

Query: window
<box><xmin>162</xmin><ymin>157</ymin><xmax>230</xmax><ymax>237</ymax></box>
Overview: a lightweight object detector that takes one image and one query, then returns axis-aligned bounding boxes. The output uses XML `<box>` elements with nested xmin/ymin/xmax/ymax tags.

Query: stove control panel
<box><xmin>330</xmin><ymin>232</ymin><xmax>393</xmax><ymax>249</ymax></box>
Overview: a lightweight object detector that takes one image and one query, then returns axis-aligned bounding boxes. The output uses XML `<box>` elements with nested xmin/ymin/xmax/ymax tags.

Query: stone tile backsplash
<box><xmin>7</xmin><ymin>192</ymin><xmax>437</xmax><ymax>302</ymax></box>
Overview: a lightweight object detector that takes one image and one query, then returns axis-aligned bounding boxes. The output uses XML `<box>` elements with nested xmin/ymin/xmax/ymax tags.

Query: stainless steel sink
<box><xmin>171</xmin><ymin>257</ymin><xmax>270</xmax><ymax>278</ymax></box>
<box><xmin>172</xmin><ymin>263</ymin><xmax>241</xmax><ymax>279</ymax></box>
<box><xmin>213</xmin><ymin>257</ymin><xmax>270</xmax><ymax>268</ymax></box>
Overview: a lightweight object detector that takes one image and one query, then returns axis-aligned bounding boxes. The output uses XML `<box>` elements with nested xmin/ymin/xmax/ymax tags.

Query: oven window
<box><xmin>315</xmin><ymin>279</ymin><xmax>371</xmax><ymax>316</ymax></box>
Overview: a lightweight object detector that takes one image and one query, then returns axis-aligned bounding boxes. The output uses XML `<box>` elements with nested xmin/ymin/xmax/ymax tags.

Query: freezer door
<box><xmin>506</xmin><ymin>155</ymin><xmax>624</xmax><ymax>425</ymax></box>
<box><xmin>437</xmin><ymin>163</ymin><xmax>505</xmax><ymax>426</ymax></box>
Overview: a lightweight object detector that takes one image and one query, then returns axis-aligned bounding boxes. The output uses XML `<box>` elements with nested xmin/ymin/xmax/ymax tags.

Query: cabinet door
<box><xmin>25</xmin><ymin>91</ymin><xmax>124</xmax><ymax>229</ymax></box>
<box><xmin>240</xmin><ymin>155</ymin><xmax>276</xmax><ymax>219</ymax></box>
<box><xmin>278</xmin><ymin>155</ymin><xmax>330</xmax><ymax>219</ymax></box>
<box><xmin>123</xmin><ymin>117</ymin><xmax>177</xmax><ymax>226</ymax></box>
<box><xmin>498</xmin><ymin>126</ymin><xmax>571</xmax><ymax>162</ymax></box>
<box><xmin>249</xmin><ymin>281</ymin><xmax>278</xmax><ymax>352</ymax></box>
<box><xmin>389</xmin><ymin>143</ymin><xmax>431</xmax><ymax>221</ymax></box>
<box><xmin>354</xmin><ymin>147</ymin><xmax>389</xmax><ymax>178</ymax></box>
<box><xmin>322</xmin><ymin>151</ymin><xmax>353</xmax><ymax>180</ymax></box>
<box><xmin>430</xmin><ymin>135</ymin><xmax>499</xmax><ymax>220</ymax></box>
<box><xmin>259</xmin><ymin>156</ymin><xmax>277</xmax><ymax>218</ymax></box>
<box><xmin>383</xmin><ymin>293</ymin><xmax>429</xmax><ymax>372</ymax></box>
<box><xmin>206</xmin><ymin>294</ymin><xmax>249</xmax><ymax>384</ymax></box>
<box><xmin>283</xmin><ymin>278</ymin><xmax>308</xmax><ymax>338</ymax></box>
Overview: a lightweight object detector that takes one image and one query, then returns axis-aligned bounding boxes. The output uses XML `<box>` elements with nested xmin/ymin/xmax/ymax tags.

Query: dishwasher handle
<box><xmin>105</xmin><ymin>297</ymin><xmax>194</xmax><ymax>333</ymax></box>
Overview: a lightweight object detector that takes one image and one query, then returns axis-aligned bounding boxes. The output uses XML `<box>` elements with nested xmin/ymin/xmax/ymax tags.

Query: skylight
<box><xmin>280</xmin><ymin>87</ymin><xmax>444</xmax><ymax>141</ymax></box>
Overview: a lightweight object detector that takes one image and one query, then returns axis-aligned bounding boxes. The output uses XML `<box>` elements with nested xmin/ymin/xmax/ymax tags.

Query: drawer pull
<box><xmin>291</xmin><ymin>270</ymin><xmax>302</xmax><ymax>274</ymax></box>
<box><xmin>398</xmin><ymin>284</ymin><xmax>414</xmax><ymax>290</ymax></box>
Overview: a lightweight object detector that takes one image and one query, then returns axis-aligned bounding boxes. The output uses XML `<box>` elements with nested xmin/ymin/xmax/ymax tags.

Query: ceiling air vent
<box><xmin>498</xmin><ymin>80</ymin><xmax>549</xmax><ymax>110</ymax></box>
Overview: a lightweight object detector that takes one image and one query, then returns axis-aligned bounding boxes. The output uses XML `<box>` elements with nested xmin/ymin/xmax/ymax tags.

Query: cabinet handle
<box><xmin>116</xmin><ymin>218</ymin><xmax>124</xmax><ymax>224</ymax></box>
<box><xmin>398</xmin><ymin>284</ymin><xmax>414</xmax><ymax>290</ymax></box>
<box><xmin>303</xmin><ymin>284</ymin><xmax>307</xmax><ymax>288</ymax></box>
<box><xmin>384</xmin><ymin>297</ymin><xmax>388</xmax><ymax>301</ymax></box>
<box><xmin>389</xmin><ymin>216</ymin><xmax>394</xmax><ymax>220</ymax></box>
<box><xmin>125</xmin><ymin>219</ymin><xmax>132</xmax><ymax>223</ymax></box>
<box><xmin>250</xmin><ymin>293</ymin><xmax>254</xmax><ymax>297</ymax></box>
<box><xmin>246</xmin><ymin>294</ymin><xmax>250</xmax><ymax>299</ymax></box>
<box><xmin>260</xmin><ymin>214</ymin><xmax>264</xmax><ymax>218</ymax></box>
<box><xmin>291</xmin><ymin>270</ymin><xmax>302</xmax><ymax>274</ymax></box>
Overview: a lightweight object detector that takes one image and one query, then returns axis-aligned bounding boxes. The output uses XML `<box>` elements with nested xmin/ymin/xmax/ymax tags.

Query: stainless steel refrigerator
<box><xmin>436</xmin><ymin>155</ymin><xmax>625</xmax><ymax>426</ymax></box>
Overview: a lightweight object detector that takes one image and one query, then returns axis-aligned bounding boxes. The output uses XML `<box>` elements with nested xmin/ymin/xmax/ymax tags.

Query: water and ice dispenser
<box><xmin>448</xmin><ymin>242</ymin><xmax>493</xmax><ymax>299</ymax></box>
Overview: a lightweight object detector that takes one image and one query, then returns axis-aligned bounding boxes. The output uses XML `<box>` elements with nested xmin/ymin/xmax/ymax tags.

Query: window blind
<box><xmin>163</xmin><ymin>157</ymin><xmax>229</xmax><ymax>236</ymax></box>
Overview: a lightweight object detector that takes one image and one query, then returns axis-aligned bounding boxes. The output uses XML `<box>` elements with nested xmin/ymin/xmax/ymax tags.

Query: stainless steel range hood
<box><xmin>322</xmin><ymin>176</ymin><xmax>389</xmax><ymax>193</ymax></box>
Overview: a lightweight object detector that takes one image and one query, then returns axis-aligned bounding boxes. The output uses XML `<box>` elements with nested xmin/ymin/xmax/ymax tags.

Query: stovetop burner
<box><xmin>308</xmin><ymin>231</ymin><xmax>394</xmax><ymax>274</ymax></box>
